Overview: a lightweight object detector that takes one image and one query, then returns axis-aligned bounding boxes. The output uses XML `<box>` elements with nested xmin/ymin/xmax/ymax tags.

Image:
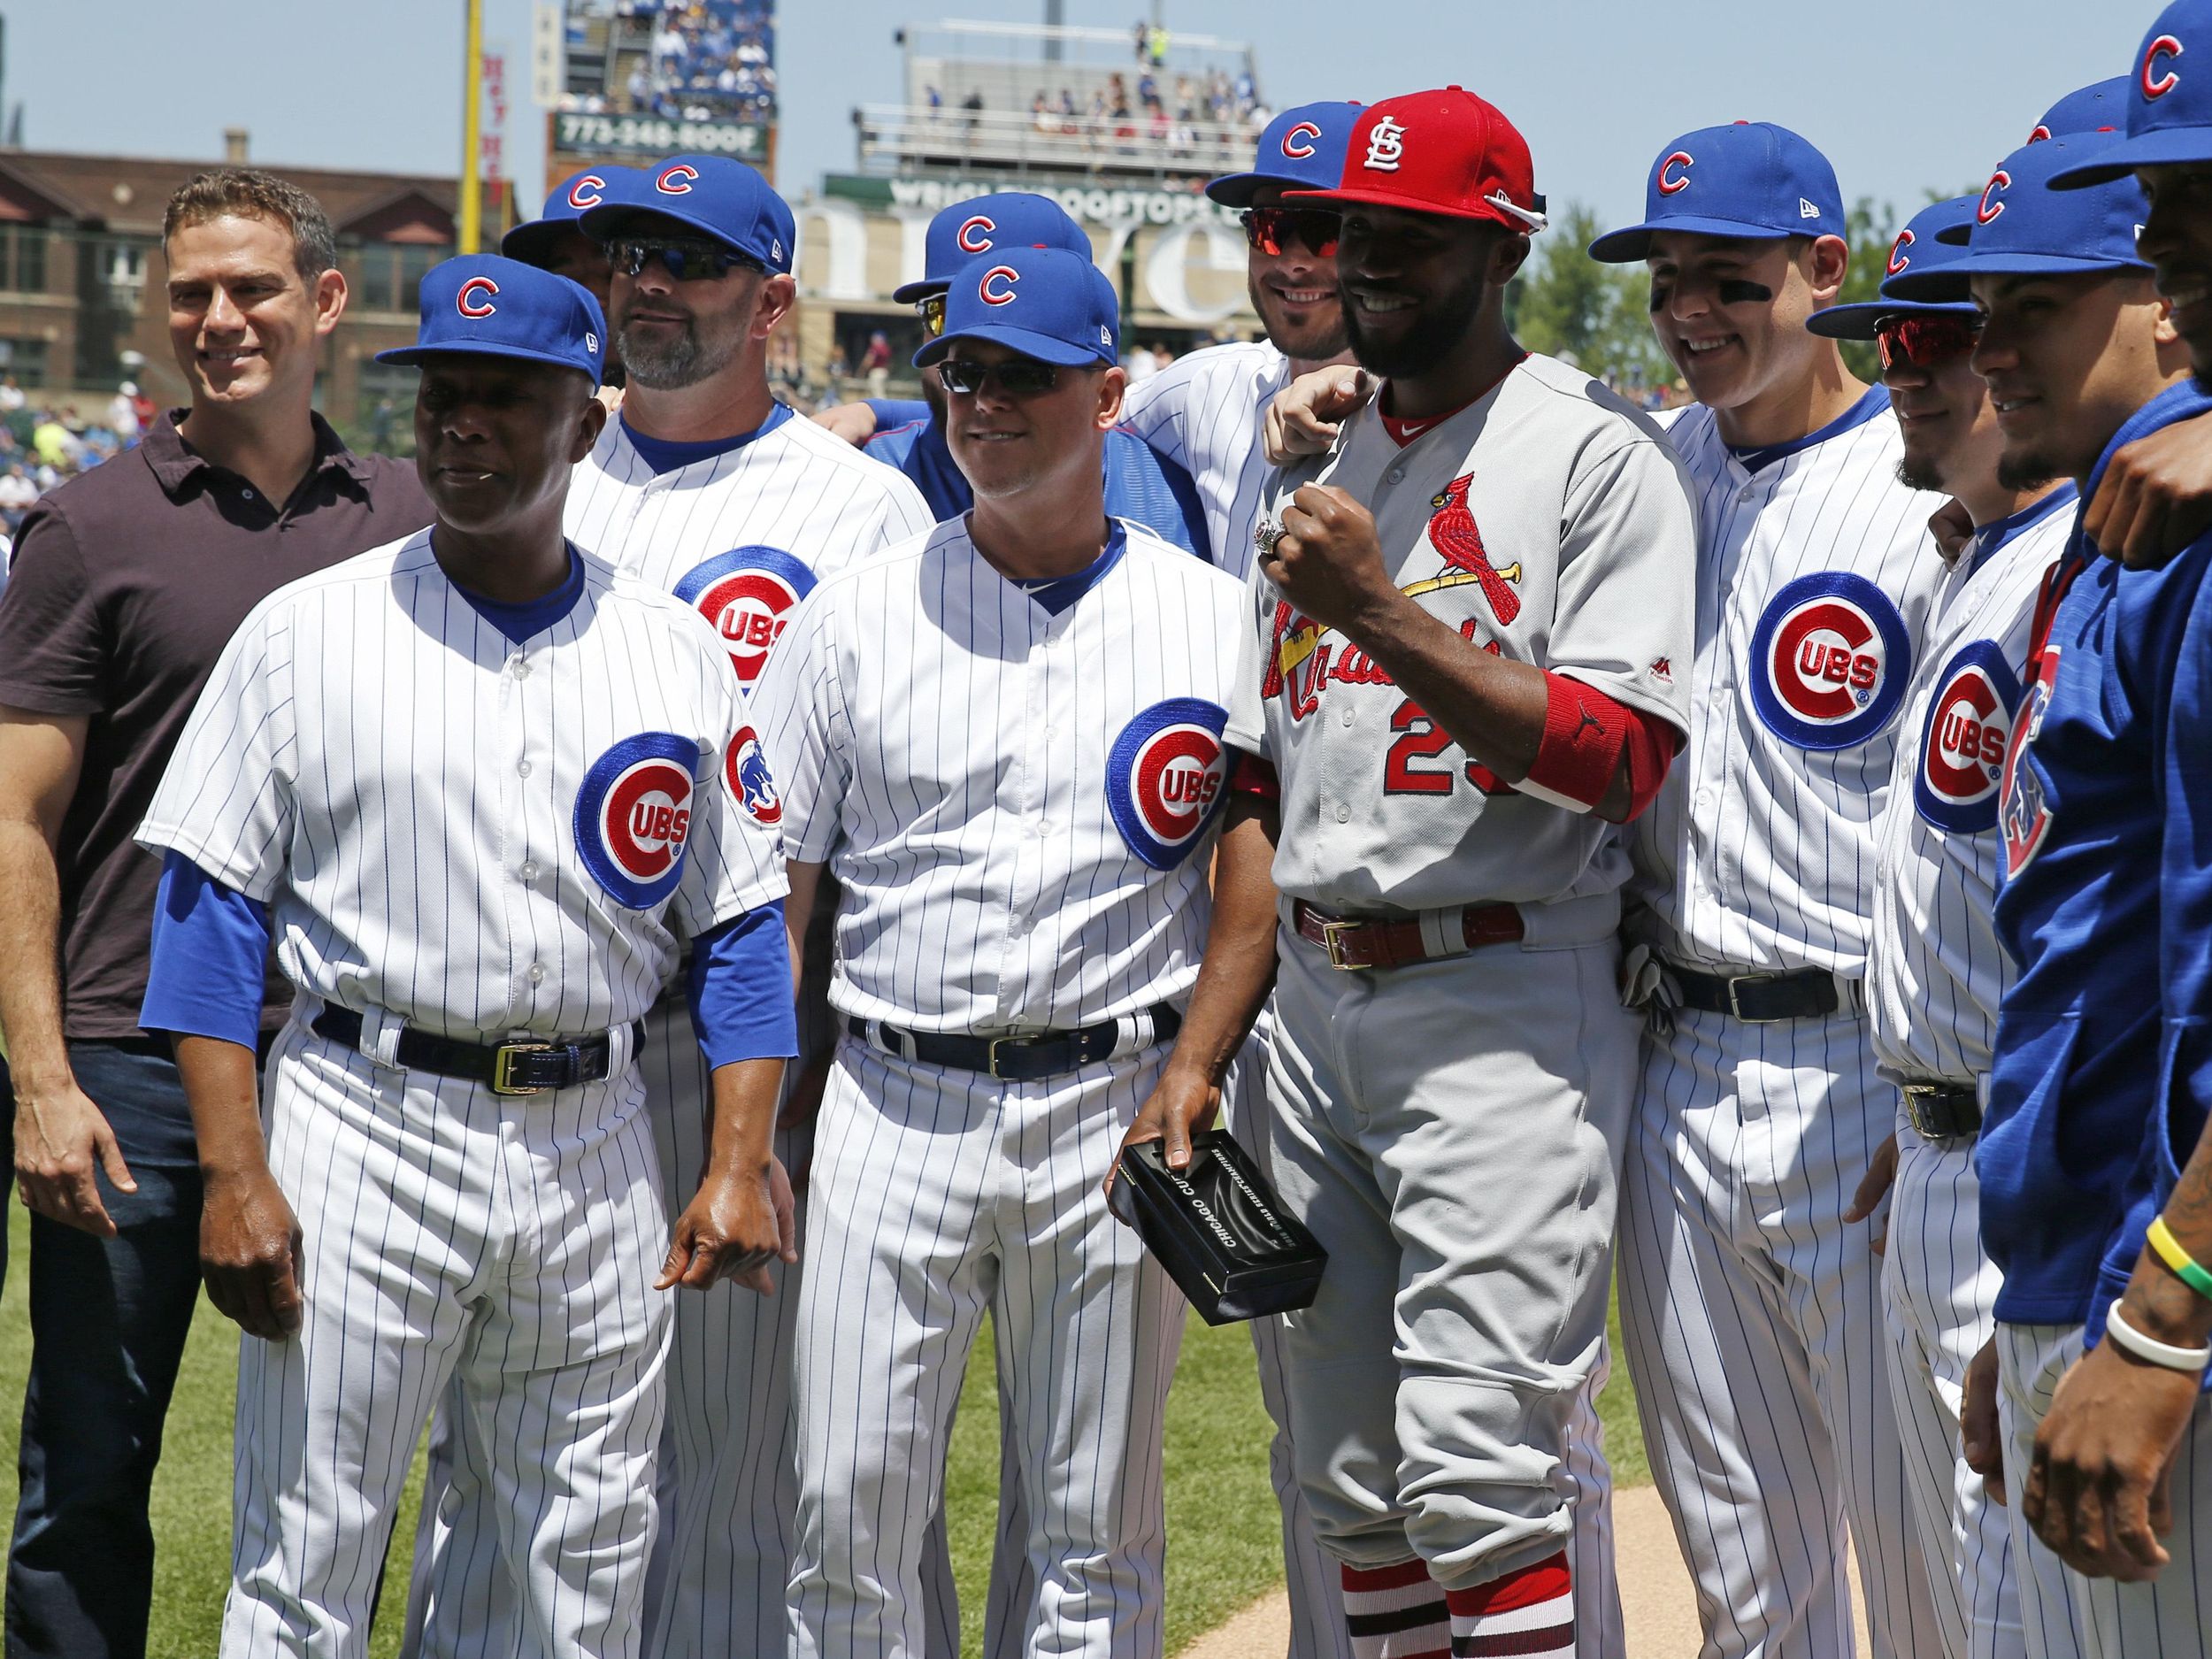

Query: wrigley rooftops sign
<box><xmin>823</xmin><ymin>173</ymin><xmax>1239</xmax><ymax>227</ymax></box>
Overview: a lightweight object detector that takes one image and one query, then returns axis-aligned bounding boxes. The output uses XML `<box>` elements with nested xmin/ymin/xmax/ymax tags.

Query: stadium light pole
<box><xmin>460</xmin><ymin>0</ymin><xmax>485</xmax><ymax>254</ymax></box>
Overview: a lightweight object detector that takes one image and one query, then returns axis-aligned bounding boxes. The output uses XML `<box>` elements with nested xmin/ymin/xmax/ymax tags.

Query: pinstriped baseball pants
<box><xmin>223</xmin><ymin>1018</ymin><xmax>669</xmax><ymax>1659</ymax></box>
<box><xmin>789</xmin><ymin>1036</ymin><xmax>1184</xmax><ymax>1659</ymax></box>
<box><xmin>1996</xmin><ymin>1323</ymin><xmax>2212</xmax><ymax>1659</ymax></box>
<box><xmin>1619</xmin><ymin>1005</ymin><xmax>1941</xmax><ymax>1659</ymax></box>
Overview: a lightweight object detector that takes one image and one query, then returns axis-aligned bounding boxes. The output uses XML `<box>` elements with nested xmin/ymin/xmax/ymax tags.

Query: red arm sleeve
<box><xmin>1227</xmin><ymin>749</ymin><xmax>1279</xmax><ymax>801</ymax></box>
<box><xmin>1519</xmin><ymin>673</ymin><xmax>1680</xmax><ymax>822</ymax></box>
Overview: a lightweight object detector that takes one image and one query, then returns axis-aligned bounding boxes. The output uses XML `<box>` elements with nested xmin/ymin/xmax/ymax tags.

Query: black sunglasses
<box><xmin>1240</xmin><ymin>205</ymin><xmax>1342</xmax><ymax>259</ymax></box>
<box><xmin>936</xmin><ymin>357</ymin><xmax>1063</xmax><ymax>397</ymax></box>
<box><xmin>608</xmin><ymin>234</ymin><xmax>762</xmax><ymax>282</ymax></box>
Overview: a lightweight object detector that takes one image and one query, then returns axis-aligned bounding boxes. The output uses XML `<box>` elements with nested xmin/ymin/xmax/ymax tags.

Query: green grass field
<box><xmin>0</xmin><ymin>1200</ymin><xmax>1647</xmax><ymax>1655</ymax></box>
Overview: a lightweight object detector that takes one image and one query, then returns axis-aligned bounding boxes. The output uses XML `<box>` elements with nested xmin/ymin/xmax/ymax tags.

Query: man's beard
<box><xmin>1339</xmin><ymin>269</ymin><xmax>1484</xmax><ymax>382</ymax></box>
<box><xmin>1897</xmin><ymin>449</ymin><xmax>1945</xmax><ymax>493</ymax></box>
<box><xmin>1250</xmin><ymin>274</ymin><xmax>1348</xmax><ymax>363</ymax></box>
<box><xmin>618</xmin><ymin>313</ymin><xmax>743</xmax><ymax>389</ymax></box>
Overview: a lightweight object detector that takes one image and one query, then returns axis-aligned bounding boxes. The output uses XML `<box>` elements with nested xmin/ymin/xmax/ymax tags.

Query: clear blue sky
<box><xmin>0</xmin><ymin>1</ymin><xmax>2141</xmax><ymax>235</ymax></box>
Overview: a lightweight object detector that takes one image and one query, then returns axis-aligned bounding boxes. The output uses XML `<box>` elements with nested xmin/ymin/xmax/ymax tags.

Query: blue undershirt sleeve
<box><xmin>865</xmin><ymin>398</ymin><xmax>930</xmax><ymax>432</ymax></box>
<box><xmin>141</xmin><ymin>851</ymin><xmax>272</xmax><ymax>1048</ymax></box>
<box><xmin>687</xmin><ymin>900</ymin><xmax>799</xmax><ymax>1069</ymax></box>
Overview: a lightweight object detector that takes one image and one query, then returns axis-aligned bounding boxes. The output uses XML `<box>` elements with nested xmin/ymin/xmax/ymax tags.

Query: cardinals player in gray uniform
<box><xmin>1135</xmin><ymin>88</ymin><xmax>1694</xmax><ymax>1659</ymax></box>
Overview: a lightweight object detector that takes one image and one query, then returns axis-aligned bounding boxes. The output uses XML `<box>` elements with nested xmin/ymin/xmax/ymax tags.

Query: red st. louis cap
<box><xmin>1289</xmin><ymin>87</ymin><xmax>1548</xmax><ymax>233</ymax></box>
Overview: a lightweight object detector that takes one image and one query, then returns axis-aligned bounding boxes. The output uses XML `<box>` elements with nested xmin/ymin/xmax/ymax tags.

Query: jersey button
<box><xmin>520</xmin><ymin>861</ymin><xmax>539</xmax><ymax>882</ymax></box>
<box><xmin>1386</xmin><ymin>468</ymin><xmax>1405</xmax><ymax>485</ymax></box>
<box><xmin>1334</xmin><ymin>803</ymin><xmax>1350</xmax><ymax>823</ymax></box>
<box><xmin>513</xmin><ymin>660</ymin><xmax>532</xmax><ymax>680</ymax></box>
<box><xmin>1340</xmin><ymin>705</ymin><xmax>1355</xmax><ymax>727</ymax></box>
<box><xmin>517</xmin><ymin>760</ymin><xmax>532</xmax><ymax>778</ymax></box>
<box><xmin>526</xmin><ymin>963</ymin><xmax>547</xmax><ymax>985</ymax></box>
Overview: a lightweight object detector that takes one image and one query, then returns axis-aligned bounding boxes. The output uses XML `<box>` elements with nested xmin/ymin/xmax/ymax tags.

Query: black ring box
<box><xmin>1110</xmin><ymin>1131</ymin><xmax>1328</xmax><ymax>1325</ymax></box>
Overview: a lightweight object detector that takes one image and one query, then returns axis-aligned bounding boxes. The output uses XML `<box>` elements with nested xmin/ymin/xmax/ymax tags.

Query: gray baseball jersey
<box><xmin>1226</xmin><ymin>351</ymin><xmax>1695</xmax><ymax>913</ymax></box>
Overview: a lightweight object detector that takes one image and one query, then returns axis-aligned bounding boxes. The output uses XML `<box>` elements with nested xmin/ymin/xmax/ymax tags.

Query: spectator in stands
<box><xmin>0</xmin><ymin>465</ymin><xmax>35</xmax><ymax>534</ymax></box>
<box><xmin>29</xmin><ymin>416</ymin><xmax>72</xmax><ymax>472</ymax></box>
<box><xmin>104</xmin><ymin>387</ymin><xmax>139</xmax><ymax>447</ymax></box>
<box><xmin>1033</xmin><ymin>91</ymin><xmax>1054</xmax><ymax>134</ymax></box>
<box><xmin>127</xmin><ymin>386</ymin><xmax>154</xmax><ymax>434</ymax></box>
<box><xmin>860</xmin><ymin>329</ymin><xmax>892</xmax><ymax>399</ymax></box>
<box><xmin>1138</xmin><ymin>69</ymin><xmax>1159</xmax><ymax>111</ymax></box>
<box><xmin>962</xmin><ymin>86</ymin><xmax>983</xmax><ymax>134</ymax></box>
<box><xmin>1124</xmin><ymin>341</ymin><xmax>1159</xmax><ymax>383</ymax></box>
<box><xmin>0</xmin><ymin>376</ymin><xmax>24</xmax><ymax>414</ymax></box>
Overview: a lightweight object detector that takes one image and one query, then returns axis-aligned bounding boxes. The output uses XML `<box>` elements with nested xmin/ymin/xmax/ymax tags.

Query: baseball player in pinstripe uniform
<box><xmin>754</xmin><ymin>244</ymin><xmax>1240</xmax><ymax>1659</ymax></box>
<box><xmin>134</xmin><ymin>257</ymin><xmax>798</xmax><ymax>1658</ymax></box>
<box><xmin>1587</xmin><ymin>121</ymin><xmax>1951</xmax><ymax>1658</ymax></box>
<box><xmin>403</xmin><ymin>160</ymin><xmax>946</xmax><ymax>1659</ymax></box>
<box><xmin>1935</xmin><ymin>52</ymin><xmax>2208</xmax><ymax>1652</ymax></box>
<box><xmin>1158</xmin><ymin>88</ymin><xmax>1694</xmax><ymax>1659</ymax></box>
<box><xmin>1809</xmin><ymin>195</ymin><xmax>2077</xmax><ymax>1659</ymax></box>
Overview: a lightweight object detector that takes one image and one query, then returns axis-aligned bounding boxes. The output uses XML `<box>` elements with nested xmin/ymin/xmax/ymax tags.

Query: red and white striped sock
<box><xmin>1340</xmin><ymin>1558</ymin><xmax>1451</xmax><ymax>1659</ymax></box>
<box><xmin>1443</xmin><ymin>1551</ymin><xmax>1573</xmax><ymax>1657</ymax></box>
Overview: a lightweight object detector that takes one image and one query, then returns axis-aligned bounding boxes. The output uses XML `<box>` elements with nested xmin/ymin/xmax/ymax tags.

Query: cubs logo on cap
<box><xmin>893</xmin><ymin>192</ymin><xmax>1093</xmax><ymax>304</ymax></box>
<box><xmin>672</xmin><ymin>547</ymin><xmax>817</xmax><ymax>692</ymax></box>
<box><xmin>1886</xmin><ymin>228</ymin><xmax>1916</xmax><ymax>273</ymax></box>
<box><xmin>1588</xmin><ymin>121</ymin><xmax>1844</xmax><ymax>263</ymax></box>
<box><xmin>1205</xmin><ymin>101</ymin><xmax>1364</xmax><ymax>207</ymax></box>
<box><xmin>1977</xmin><ymin>169</ymin><xmax>2012</xmax><ymax>225</ymax></box>
<box><xmin>979</xmin><ymin>265</ymin><xmax>1020</xmax><ymax>305</ymax></box>
<box><xmin>1108</xmin><ymin>698</ymin><xmax>1232</xmax><ymax>871</ymax></box>
<box><xmin>503</xmin><ymin>166</ymin><xmax>637</xmax><ymax>269</ymax></box>
<box><xmin>457</xmin><ymin>275</ymin><xmax>500</xmax><ymax>318</ymax></box>
<box><xmin>574</xmin><ymin>733</ymin><xmax>701</xmax><ymax>909</ymax></box>
<box><xmin>1747</xmin><ymin>573</ymin><xmax>1912</xmax><ymax>750</ymax></box>
<box><xmin>1998</xmin><ymin>649</ymin><xmax>2060</xmax><ymax>877</ymax></box>
<box><xmin>724</xmin><ymin>726</ymin><xmax>782</xmax><ymax>826</ymax></box>
<box><xmin>576</xmin><ymin>154</ymin><xmax>796</xmax><ymax>274</ymax></box>
<box><xmin>914</xmin><ymin>244</ymin><xmax>1119</xmax><ymax>369</ymax></box>
<box><xmin>567</xmin><ymin>173</ymin><xmax>608</xmax><ymax>210</ymax></box>
<box><xmin>1914</xmin><ymin>641</ymin><xmax>2022</xmax><ymax>833</ymax></box>
<box><xmin>375</xmin><ymin>253</ymin><xmax>606</xmax><ymax>384</ymax></box>
<box><xmin>1806</xmin><ymin>196</ymin><xmax>1982</xmax><ymax>338</ymax></box>
<box><xmin>2047</xmin><ymin>2</ymin><xmax>2212</xmax><ymax>188</ymax></box>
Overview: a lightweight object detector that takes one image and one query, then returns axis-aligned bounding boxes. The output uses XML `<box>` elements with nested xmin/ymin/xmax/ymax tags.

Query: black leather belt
<box><xmin>311</xmin><ymin>1007</ymin><xmax>625</xmax><ymax>1096</ymax></box>
<box><xmin>847</xmin><ymin>1004</ymin><xmax>1181</xmax><ymax>1081</ymax></box>
<box><xmin>1901</xmin><ymin>1079</ymin><xmax>1982</xmax><ymax>1141</ymax></box>
<box><xmin>1671</xmin><ymin>964</ymin><xmax>1853</xmax><ymax>1023</ymax></box>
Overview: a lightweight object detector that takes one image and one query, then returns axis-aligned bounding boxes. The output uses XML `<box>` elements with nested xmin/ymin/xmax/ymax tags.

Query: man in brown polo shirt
<box><xmin>0</xmin><ymin>169</ymin><xmax>430</xmax><ymax>1659</ymax></box>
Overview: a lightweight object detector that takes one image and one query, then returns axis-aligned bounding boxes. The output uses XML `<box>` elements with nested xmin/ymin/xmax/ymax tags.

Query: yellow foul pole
<box><xmin>460</xmin><ymin>0</ymin><xmax>485</xmax><ymax>253</ymax></box>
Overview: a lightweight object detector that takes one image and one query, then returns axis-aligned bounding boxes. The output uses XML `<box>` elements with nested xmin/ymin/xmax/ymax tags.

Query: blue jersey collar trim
<box><xmin>453</xmin><ymin>543</ymin><xmax>586</xmax><ymax>643</ymax></box>
<box><xmin>1002</xmin><ymin>518</ymin><xmax>1127</xmax><ymax>615</ymax></box>
<box><xmin>620</xmin><ymin>401</ymin><xmax>795</xmax><ymax>475</ymax></box>
<box><xmin>1728</xmin><ymin>384</ymin><xmax>1890</xmax><ymax>475</ymax></box>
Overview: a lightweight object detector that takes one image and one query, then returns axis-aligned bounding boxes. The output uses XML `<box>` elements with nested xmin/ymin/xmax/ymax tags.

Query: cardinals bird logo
<box><xmin>1409</xmin><ymin>475</ymin><xmax>1521</xmax><ymax>624</ymax></box>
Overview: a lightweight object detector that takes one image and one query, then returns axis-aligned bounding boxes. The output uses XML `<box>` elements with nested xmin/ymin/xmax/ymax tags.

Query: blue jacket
<box><xmin>1985</xmin><ymin>379</ymin><xmax>2212</xmax><ymax>1328</ymax></box>
<box><xmin>864</xmin><ymin>411</ymin><xmax>1213</xmax><ymax>563</ymax></box>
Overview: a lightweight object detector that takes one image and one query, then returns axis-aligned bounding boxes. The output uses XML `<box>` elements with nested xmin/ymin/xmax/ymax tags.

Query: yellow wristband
<box><xmin>2147</xmin><ymin>1216</ymin><xmax>2212</xmax><ymax>1302</ymax></box>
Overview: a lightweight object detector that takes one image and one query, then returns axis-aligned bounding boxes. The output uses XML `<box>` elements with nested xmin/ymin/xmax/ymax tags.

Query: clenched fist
<box><xmin>1256</xmin><ymin>484</ymin><xmax>1398</xmax><ymax>634</ymax></box>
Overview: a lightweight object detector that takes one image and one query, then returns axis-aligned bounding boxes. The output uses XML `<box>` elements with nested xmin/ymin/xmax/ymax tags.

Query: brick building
<box><xmin>0</xmin><ymin>136</ymin><xmax>471</xmax><ymax>443</ymax></box>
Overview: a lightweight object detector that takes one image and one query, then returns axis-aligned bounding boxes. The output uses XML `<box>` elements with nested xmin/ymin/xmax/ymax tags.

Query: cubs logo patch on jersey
<box><xmin>575</xmin><ymin>732</ymin><xmax>701</xmax><ymax>909</ymax></box>
<box><xmin>1747</xmin><ymin>572</ymin><xmax>1912</xmax><ymax>750</ymax></box>
<box><xmin>1108</xmin><ymin>697</ymin><xmax>1231</xmax><ymax>871</ymax></box>
<box><xmin>1999</xmin><ymin>646</ymin><xmax>2060</xmax><ymax>879</ymax></box>
<box><xmin>672</xmin><ymin>547</ymin><xmax>817</xmax><ymax>691</ymax></box>
<box><xmin>724</xmin><ymin>724</ymin><xmax>782</xmax><ymax>826</ymax></box>
<box><xmin>1914</xmin><ymin>641</ymin><xmax>2022</xmax><ymax>833</ymax></box>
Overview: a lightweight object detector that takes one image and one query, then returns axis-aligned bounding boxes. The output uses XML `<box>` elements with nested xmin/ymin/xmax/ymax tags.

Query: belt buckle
<box><xmin>491</xmin><ymin>1041</ymin><xmax>554</xmax><ymax>1096</ymax></box>
<box><xmin>987</xmin><ymin>1036</ymin><xmax>1028</xmax><ymax>1080</ymax></box>
<box><xmin>1726</xmin><ymin>975</ymin><xmax>1783</xmax><ymax>1023</ymax></box>
<box><xmin>1319</xmin><ymin>918</ymin><xmax>1366</xmax><ymax>971</ymax></box>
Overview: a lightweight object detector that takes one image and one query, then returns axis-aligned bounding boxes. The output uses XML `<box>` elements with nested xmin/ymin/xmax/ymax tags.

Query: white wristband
<box><xmin>2103</xmin><ymin>1304</ymin><xmax>2212</xmax><ymax>1373</ymax></box>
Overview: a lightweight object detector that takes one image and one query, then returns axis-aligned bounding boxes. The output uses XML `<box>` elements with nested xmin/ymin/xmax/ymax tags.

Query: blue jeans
<box><xmin>5</xmin><ymin>1041</ymin><xmax>203</xmax><ymax>1659</ymax></box>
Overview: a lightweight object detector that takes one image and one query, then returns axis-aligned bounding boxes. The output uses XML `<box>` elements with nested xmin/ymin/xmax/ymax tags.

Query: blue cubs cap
<box><xmin>1806</xmin><ymin>196</ymin><xmax>1982</xmax><ymax>339</ymax></box>
<box><xmin>375</xmin><ymin>255</ymin><xmax>606</xmax><ymax>384</ymax></box>
<box><xmin>892</xmin><ymin>193</ymin><xmax>1092</xmax><ymax>305</ymax></box>
<box><xmin>2050</xmin><ymin>1</ymin><xmax>2212</xmax><ymax>187</ymax></box>
<box><xmin>913</xmin><ymin>246</ymin><xmax>1118</xmax><ymax>370</ymax></box>
<box><xmin>2031</xmin><ymin>76</ymin><xmax>2131</xmax><ymax>143</ymax></box>
<box><xmin>1886</xmin><ymin>135</ymin><xmax>2152</xmax><ymax>303</ymax></box>
<box><xmin>502</xmin><ymin>166</ymin><xmax>634</xmax><ymax>268</ymax></box>
<box><xmin>1205</xmin><ymin>101</ymin><xmax>1364</xmax><ymax>208</ymax></box>
<box><xmin>577</xmin><ymin>155</ymin><xmax>795</xmax><ymax>273</ymax></box>
<box><xmin>1588</xmin><ymin>121</ymin><xmax>1847</xmax><ymax>263</ymax></box>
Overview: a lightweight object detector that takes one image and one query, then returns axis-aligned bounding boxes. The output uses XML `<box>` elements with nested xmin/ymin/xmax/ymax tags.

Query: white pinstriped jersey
<box><xmin>1225</xmin><ymin>352</ymin><xmax>1696</xmax><ymax>913</ymax></box>
<box><xmin>1118</xmin><ymin>339</ymin><xmax>1291</xmax><ymax>579</ymax></box>
<box><xmin>564</xmin><ymin>408</ymin><xmax>935</xmax><ymax>694</ymax></box>
<box><xmin>1629</xmin><ymin>389</ymin><xmax>1950</xmax><ymax>974</ymax></box>
<box><xmin>1869</xmin><ymin>488</ymin><xmax>2073</xmax><ymax>1085</ymax></box>
<box><xmin>750</xmin><ymin>518</ymin><xmax>1244</xmax><ymax>1033</ymax></box>
<box><xmin>137</xmin><ymin>532</ymin><xmax>786</xmax><ymax>1039</ymax></box>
